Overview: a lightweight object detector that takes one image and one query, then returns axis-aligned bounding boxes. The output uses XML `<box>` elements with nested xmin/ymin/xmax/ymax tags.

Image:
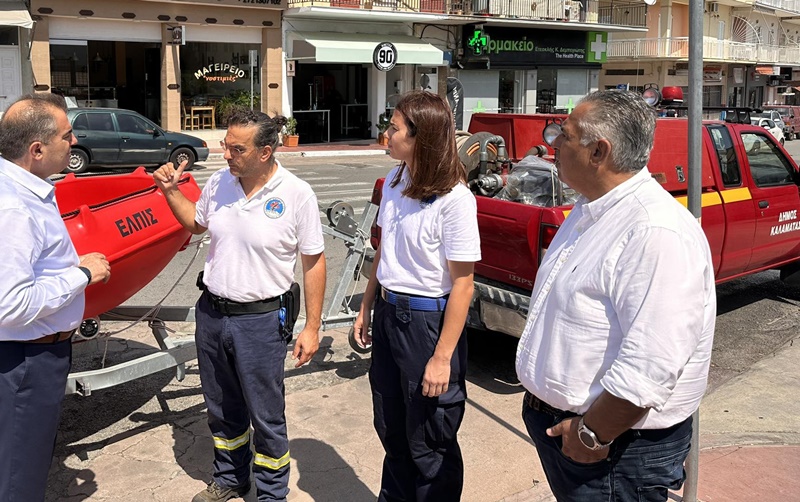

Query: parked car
<box><xmin>752</xmin><ymin>110</ymin><xmax>789</xmax><ymax>140</ymax></box>
<box><xmin>751</xmin><ymin>117</ymin><xmax>785</xmax><ymax>145</ymax></box>
<box><xmin>763</xmin><ymin>105</ymin><xmax>800</xmax><ymax>140</ymax></box>
<box><xmin>66</xmin><ymin>108</ymin><xmax>209</xmax><ymax>174</ymax></box>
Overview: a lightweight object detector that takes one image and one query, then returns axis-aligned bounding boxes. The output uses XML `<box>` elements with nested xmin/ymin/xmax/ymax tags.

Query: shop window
<box><xmin>0</xmin><ymin>27</ymin><xmax>18</xmax><ymax>46</ymax></box>
<box><xmin>180</xmin><ymin>42</ymin><xmax>261</xmax><ymax>126</ymax></box>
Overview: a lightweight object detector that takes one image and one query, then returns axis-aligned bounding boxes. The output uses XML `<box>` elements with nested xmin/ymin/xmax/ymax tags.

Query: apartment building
<box><xmin>601</xmin><ymin>0</ymin><xmax>800</xmax><ymax>109</ymax></box>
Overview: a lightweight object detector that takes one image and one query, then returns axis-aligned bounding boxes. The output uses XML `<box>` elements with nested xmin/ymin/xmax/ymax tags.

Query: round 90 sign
<box><xmin>373</xmin><ymin>42</ymin><xmax>397</xmax><ymax>72</ymax></box>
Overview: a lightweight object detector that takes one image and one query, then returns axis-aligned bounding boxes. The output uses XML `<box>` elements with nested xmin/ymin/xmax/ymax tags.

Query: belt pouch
<box><xmin>280</xmin><ymin>282</ymin><xmax>301</xmax><ymax>342</ymax></box>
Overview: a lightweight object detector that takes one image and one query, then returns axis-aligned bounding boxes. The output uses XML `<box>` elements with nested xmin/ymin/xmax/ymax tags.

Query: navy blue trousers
<box><xmin>0</xmin><ymin>339</ymin><xmax>71</xmax><ymax>502</ymax></box>
<box><xmin>369</xmin><ymin>294</ymin><xmax>468</xmax><ymax>502</ymax></box>
<box><xmin>195</xmin><ymin>292</ymin><xmax>290</xmax><ymax>502</ymax></box>
<box><xmin>522</xmin><ymin>398</ymin><xmax>692</xmax><ymax>502</ymax></box>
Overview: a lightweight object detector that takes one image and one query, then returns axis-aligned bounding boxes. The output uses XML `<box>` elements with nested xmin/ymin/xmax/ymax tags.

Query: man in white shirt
<box><xmin>153</xmin><ymin>109</ymin><xmax>325</xmax><ymax>502</ymax></box>
<box><xmin>515</xmin><ymin>90</ymin><xmax>716</xmax><ymax>501</ymax></box>
<box><xmin>0</xmin><ymin>94</ymin><xmax>110</xmax><ymax>502</ymax></box>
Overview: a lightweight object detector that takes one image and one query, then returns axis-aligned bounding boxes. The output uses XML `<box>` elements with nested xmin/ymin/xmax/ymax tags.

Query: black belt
<box><xmin>524</xmin><ymin>391</ymin><xmax>575</xmax><ymax>418</ymax></box>
<box><xmin>24</xmin><ymin>330</ymin><xmax>75</xmax><ymax>344</ymax></box>
<box><xmin>203</xmin><ymin>289</ymin><xmax>282</xmax><ymax>316</ymax></box>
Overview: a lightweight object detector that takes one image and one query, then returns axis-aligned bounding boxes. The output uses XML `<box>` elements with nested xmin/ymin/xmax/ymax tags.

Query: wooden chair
<box><xmin>181</xmin><ymin>101</ymin><xmax>199</xmax><ymax>130</ymax></box>
<box><xmin>200</xmin><ymin>109</ymin><xmax>214</xmax><ymax>129</ymax></box>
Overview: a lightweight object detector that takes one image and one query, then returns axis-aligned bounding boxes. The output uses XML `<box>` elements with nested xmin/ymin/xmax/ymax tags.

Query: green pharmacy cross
<box><xmin>468</xmin><ymin>29</ymin><xmax>488</xmax><ymax>56</ymax></box>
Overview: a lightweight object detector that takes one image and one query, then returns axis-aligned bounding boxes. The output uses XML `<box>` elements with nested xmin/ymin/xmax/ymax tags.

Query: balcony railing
<box><xmin>287</xmin><ymin>0</ymin><xmax>648</xmax><ymax>28</ymax></box>
<box><xmin>755</xmin><ymin>0</ymin><xmax>800</xmax><ymax>14</ymax></box>
<box><xmin>608</xmin><ymin>37</ymin><xmax>800</xmax><ymax>65</ymax></box>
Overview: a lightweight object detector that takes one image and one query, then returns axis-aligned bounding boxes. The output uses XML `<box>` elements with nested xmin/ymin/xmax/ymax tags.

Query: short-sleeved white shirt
<box><xmin>376</xmin><ymin>166</ymin><xmax>481</xmax><ymax>297</ymax></box>
<box><xmin>195</xmin><ymin>161</ymin><xmax>324</xmax><ymax>302</ymax></box>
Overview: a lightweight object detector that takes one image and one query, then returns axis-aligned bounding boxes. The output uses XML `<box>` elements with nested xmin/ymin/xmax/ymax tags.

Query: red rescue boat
<box><xmin>56</xmin><ymin>167</ymin><xmax>201</xmax><ymax>319</ymax></box>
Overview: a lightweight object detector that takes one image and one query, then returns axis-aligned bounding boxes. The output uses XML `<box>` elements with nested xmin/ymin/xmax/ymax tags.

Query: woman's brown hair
<box><xmin>389</xmin><ymin>91</ymin><xmax>465</xmax><ymax>200</ymax></box>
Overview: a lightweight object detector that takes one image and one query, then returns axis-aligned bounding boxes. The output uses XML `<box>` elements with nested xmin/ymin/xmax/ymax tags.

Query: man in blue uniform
<box><xmin>154</xmin><ymin>110</ymin><xmax>325</xmax><ymax>502</ymax></box>
<box><xmin>0</xmin><ymin>93</ymin><xmax>111</xmax><ymax>502</ymax></box>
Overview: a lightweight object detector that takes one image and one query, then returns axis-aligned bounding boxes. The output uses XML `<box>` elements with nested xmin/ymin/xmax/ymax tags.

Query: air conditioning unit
<box><xmin>708</xmin><ymin>2</ymin><xmax>719</xmax><ymax>13</ymax></box>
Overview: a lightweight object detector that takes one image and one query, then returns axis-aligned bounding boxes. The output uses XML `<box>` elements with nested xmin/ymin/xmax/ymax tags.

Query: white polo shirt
<box><xmin>195</xmin><ymin>162</ymin><xmax>324</xmax><ymax>302</ymax></box>
<box><xmin>376</xmin><ymin>166</ymin><xmax>481</xmax><ymax>297</ymax></box>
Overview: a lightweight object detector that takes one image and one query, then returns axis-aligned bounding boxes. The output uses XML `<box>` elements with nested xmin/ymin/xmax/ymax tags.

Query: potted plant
<box><xmin>283</xmin><ymin>116</ymin><xmax>299</xmax><ymax>147</ymax></box>
<box><xmin>375</xmin><ymin>113</ymin><xmax>391</xmax><ymax>146</ymax></box>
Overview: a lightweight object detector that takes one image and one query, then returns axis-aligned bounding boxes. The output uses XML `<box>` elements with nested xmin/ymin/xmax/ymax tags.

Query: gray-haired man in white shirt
<box><xmin>515</xmin><ymin>90</ymin><xmax>716</xmax><ymax>501</ymax></box>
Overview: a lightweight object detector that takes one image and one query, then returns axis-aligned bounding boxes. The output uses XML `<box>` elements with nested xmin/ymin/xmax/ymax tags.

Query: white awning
<box><xmin>0</xmin><ymin>2</ymin><xmax>33</xmax><ymax>29</ymax></box>
<box><xmin>292</xmin><ymin>32</ymin><xmax>443</xmax><ymax>66</ymax></box>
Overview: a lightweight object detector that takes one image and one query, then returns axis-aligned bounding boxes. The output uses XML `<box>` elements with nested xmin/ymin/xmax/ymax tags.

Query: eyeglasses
<box><xmin>219</xmin><ymin>140</ymin><xmax>247</xmax><ymax>156</ymax></box>
<box><xmin>542</xmin><ymin>122</ymin><xmax>563</xmax><ymax>146</ymax></box>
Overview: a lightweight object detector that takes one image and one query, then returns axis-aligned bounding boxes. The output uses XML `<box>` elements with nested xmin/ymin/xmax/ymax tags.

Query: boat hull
<box><xmin>56</xmin><ymin>167</ymin><xmax>201</xmax><ymax>319</ymax></box>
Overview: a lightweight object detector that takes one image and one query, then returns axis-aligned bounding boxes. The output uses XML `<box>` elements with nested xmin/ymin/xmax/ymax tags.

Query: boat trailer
<box><xmin>66</xmin><ymin>200</ymin><xmax>378</xmax><ymax>396</ymax></box>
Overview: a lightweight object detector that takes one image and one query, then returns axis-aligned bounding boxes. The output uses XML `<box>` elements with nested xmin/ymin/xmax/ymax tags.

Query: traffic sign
<box><xmin>373</xmin><ymin>42</ymin><xmax>397</xmax><ymax>72</ymax></box>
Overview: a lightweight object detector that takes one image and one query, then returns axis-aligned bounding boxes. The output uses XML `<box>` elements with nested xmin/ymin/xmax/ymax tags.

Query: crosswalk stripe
<box><xmin>315</xmin><ymin>189</ymin><xmax>374</xmax><ymax>196</ymax></box>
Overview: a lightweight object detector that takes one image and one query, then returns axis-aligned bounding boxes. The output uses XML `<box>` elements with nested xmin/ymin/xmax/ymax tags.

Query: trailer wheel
<box><xmin>78</xmin><ymin>317</ymin><xmax>100</xmax><ymax>339</ymax></box>
<box><xmin>348</xmin><ymin>326</ymin><xmax>372</xmax><ymax>354</ymax></box>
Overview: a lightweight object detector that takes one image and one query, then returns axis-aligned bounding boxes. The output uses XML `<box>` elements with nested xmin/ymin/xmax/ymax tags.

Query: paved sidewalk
<box><xmin>692</xmin><ymin>337</ymin><xmax>800</xmax><ymax>501</ymax></box>
<box><xmin>48</xmin><ymin>320</ymin><xmax>800</xmax><ymax>501</ymax></box>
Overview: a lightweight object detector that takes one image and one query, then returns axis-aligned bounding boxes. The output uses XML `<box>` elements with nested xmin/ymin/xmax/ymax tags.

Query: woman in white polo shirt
<box><xmin>353</xmin><ymin>91</ymin><xmax>481</xmax><ymax>501</ymax></box>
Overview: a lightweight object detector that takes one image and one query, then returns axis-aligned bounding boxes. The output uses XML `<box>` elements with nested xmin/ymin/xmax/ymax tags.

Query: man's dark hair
<box><xmin>0</xmin><ymin>93</ymin><xmax>68</xmax><ymax>161</ymax></box>
<box><xmin>225</xmin><ymin>107</ymin><xmax>288</xmax><ymax>155</ymax></box>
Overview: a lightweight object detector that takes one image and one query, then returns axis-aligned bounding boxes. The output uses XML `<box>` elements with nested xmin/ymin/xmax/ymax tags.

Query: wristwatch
<box><xmin>577</xmin><ymin>416</ymin><xmax>613</xmax><ymax>450</ymax></box>
<box><xmin>78</xmin><ymin>266</ymin><xmax>92</xmax><ymax>284</ymax></box>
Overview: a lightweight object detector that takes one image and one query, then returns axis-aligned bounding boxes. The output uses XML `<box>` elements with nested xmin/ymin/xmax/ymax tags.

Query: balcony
<box><xmin>607</xmin><ymin>37</ymin><xmax>800</xmax><ymax>65</ymax></box>
<box><xmin>755</xmin><ymin>0</ymin><xmax>800</xmax><ymax>15</ymax></box>
<box><xmin>286</xmin><ymin>0</ymin><xmax>648</xmax><ymax>29</ymax></box>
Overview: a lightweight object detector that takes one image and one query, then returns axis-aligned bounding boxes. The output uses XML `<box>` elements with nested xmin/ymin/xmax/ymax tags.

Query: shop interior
<box><xmin>291</xmin><ymin>62</ymin><xmax>369</xmax><ymax>144</ymax></box>
<box><xmin>179</xmin><ymin>41</ymin><xmax>261</xmax><ymax>130</ymax></box>
<box><xmin>50</xmin><ymin>41</ymin><xmax>161</xmax><ymax>124</ymax></box>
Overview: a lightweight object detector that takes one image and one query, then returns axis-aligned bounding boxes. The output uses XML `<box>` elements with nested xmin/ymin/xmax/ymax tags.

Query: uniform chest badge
<box><xmin>264</xmin><ymin>197</ymin><xmax>286</xmax><ymax>219</ymax></box>
<box><xmin>419</xmin><ymin>194</ymin><xmax>437</xmax><ymax>209</ymax></box>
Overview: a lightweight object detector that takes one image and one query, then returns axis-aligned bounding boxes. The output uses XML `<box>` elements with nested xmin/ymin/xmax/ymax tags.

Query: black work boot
<box><xmin>192</xmin><ymin>481</ymin><xmax>250</xmax><ymax>502</ymax></box>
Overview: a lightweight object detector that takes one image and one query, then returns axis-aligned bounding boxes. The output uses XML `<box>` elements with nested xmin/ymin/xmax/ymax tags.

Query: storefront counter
<box><xmin>293</xmin><ymin>109</ymin><xmax>330</xmax><ymax>143</ymax></box>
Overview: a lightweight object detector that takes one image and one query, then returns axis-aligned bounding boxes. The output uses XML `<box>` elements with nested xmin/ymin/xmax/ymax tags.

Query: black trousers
<box><xmin>0</xmin><ymin>339</ymin><xmax>71</xmax><ymax>502</ymax></box>
<box><xmin>369</xmin><ymin>294</ymin><xmax>468</xmax><ymax>502</ymax></box>
<box><xmin>195</xmin><ymin>293</ymin><xmax>290</xmax><ymax>502</ymax></box>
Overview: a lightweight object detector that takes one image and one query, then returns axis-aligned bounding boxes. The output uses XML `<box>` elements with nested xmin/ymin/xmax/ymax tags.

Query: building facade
<box><xmin>601</xmin><ymin>0</ymin><xmax>800</xmax><ymax>110</ymax></box>
<box><xmin>285</xmin><ymin>0</ymin><xmax>647</xmax><ymax>141</ymax></box>
<box><xmin>28</xmin><ymin>0</ymin><xmax>285</xmax><ymax>130</ymax></box>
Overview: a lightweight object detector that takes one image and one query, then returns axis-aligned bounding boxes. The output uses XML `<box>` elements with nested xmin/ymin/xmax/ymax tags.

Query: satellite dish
<box><xmin>644</xmin><ymin>0</ymin><xmax>656</xmax><ymax>5</ymax></box>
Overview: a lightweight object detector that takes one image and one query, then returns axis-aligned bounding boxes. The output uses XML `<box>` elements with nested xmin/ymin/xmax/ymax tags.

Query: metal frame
<box><xmin>320</xmin><ymin>201</ymin><xmax>378</xmax><ymax>330</ymax></box>
<box><xmin>65</xmin><ymin>306</ymin><xmax>198</xmax><ymax>396</ymax></box>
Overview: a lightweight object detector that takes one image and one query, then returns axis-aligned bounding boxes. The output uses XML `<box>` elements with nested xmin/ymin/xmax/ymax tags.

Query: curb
<box><xmin>298</xmin><ymin>149</ymin><xmax>388</xmax><ymax>157</ymax></box>
<box><xmin>206</xmin><ymin>150</ymin><xmax>387</xmax><ymax>161</ymax></box>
